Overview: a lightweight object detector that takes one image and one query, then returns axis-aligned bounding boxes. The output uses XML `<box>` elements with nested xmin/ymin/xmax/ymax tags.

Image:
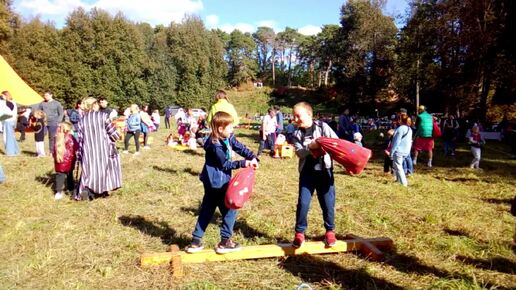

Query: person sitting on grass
<box><xmin>291</xmin><ymin>101</ymin><xmax>339</xmax><ymax>248</ymax></box>
<box><xmin>52</xmin><ymin>121</ymin><xmax>78</xmax><ymax>200</ymax></box>
<box><xmin>185</xmin><ymin>111</ymin><xmax>259</xmax><ymax>254</ymax></box>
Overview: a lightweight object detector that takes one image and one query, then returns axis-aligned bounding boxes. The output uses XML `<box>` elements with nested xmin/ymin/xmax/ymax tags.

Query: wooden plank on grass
<box><xmin>180</xmin><ymin>240</ymin><xmax>349</xmax><ymax>264</ymax></box>
<box><xmin>140</xmin><ymin>237</ymin><xmax>393</xmax><ymax>267</ymax></box>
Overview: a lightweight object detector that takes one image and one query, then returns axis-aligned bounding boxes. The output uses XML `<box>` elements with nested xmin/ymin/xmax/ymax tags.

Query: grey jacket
<box><xmin>292</xmin><ymin>120</ymin><xmax>338</xmax><ymax>172</ymax></box>
<box><xmin>38</xmin><ymin>100</ymin><xmax>64</xmax><ymax>125</ymax></box>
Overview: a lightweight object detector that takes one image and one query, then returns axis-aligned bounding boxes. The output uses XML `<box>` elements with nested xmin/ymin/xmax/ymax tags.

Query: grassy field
<box><xmin>0</xmin><ymin>121</ymin><xmax>515</xmax><ymax>289</ymax></box>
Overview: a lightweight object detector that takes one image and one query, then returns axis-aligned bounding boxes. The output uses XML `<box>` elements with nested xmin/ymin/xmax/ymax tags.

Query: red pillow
<box><xmin>225</xmin><ymin>167</ymin><xmax>256</xmax><ymax>209</ymax></box>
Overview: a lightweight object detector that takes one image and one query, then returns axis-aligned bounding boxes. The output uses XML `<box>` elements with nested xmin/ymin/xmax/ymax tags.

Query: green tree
<box><xmin>226</xmin><ymin>29</ymin><xmax>257</xmax><ymax>87</ymax></box>
<box><xmin>9</xmin><ymin>18</ymin><xmax>67</xmax><ymax>102</ymax></box>
<box><xmin>0</xmin><ymin>0</ymin><xmax>19</xmax><ymax>57</ymax></box>
<box><xmin>276</xmin><ymin>27</ymin><xmax>302</xmax><ymax>87</ymax></box>
<box><xmin>252</xmin><ymin>26</ymin><xmax>275</xmax><ymax>81</ymax></box>
<box><xmin>167</xmin><ymin>15</ymin><xmax>226</xmax><ymax>108</ymax></box>
<box><xmin>337</xmin><ymin>0</ymin><xmax>398</xmax><ymax>109</ymax></box>
<box><xmin>139</xmin><ymin>23</ymin><xmax>178</xmax><ymax>109</ymax></box>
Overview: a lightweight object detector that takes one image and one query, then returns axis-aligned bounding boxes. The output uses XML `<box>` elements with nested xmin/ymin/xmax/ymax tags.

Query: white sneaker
<box><xmin>54</xmin><ymin>192</ymin><xmax>64</xmax><ymax>200</ymax></box>
<box><xmin>134</xmin><ymin>152</ymin><xmax>140</xmax><ymax>156</ymax></box>
<box><xmin>122</xmin><ymin>150</ymin><xmax>129</xmax><ymax>154</ymax></box>
<box><xmin>143</xmin><ymin>146</ymin><xmax>151</xmax><ymax>150</ymax></box>
<box><xmin>427</xmin><ymin>161</ymin><xmax>432</xmax><ymax>168</ymax></box>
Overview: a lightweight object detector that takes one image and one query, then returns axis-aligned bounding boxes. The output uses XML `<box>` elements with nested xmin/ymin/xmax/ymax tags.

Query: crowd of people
<box><xmin>1</xmin><ymin>89</ymin><xmax>515</xmax><ymax>249</ymax></box>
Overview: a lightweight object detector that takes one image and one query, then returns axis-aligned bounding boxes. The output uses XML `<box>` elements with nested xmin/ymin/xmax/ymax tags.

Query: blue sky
<box><xmin>12</xmin><ymin>0</ymin><xmax>409</xmax><ymax>35</ymax></box>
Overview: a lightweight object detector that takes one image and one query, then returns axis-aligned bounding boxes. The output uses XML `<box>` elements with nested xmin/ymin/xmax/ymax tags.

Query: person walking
<box><xmin>412</xmin><ymin>105</ymin><xmax>434</xmax><ymax>167</ymax></box>
<box><xmin>206</xmin><ymin>90</ymin><xmax>239</xmax><ymax>126</ymax></box>
<box><xmin>164</xmin><ymin>107</ymin><xmax>172</xmax><ymax>129</ymax></box>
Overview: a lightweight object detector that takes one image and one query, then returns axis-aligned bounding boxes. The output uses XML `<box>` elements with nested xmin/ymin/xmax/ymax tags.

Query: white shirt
<box><xmin>262</xmin><ymin>114</ymin><xmax>277</xmax><ymax>135</ymax></box>
<box><xmin>151</xmin><ymin>112</ymin><xmax>161</xmax><ymax>124</ymax></box>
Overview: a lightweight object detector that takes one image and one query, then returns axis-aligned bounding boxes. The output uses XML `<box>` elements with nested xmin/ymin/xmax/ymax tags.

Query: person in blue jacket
<box><xmin>186</xmin><ymin>111</ymin><xmax>259</xmax><ymax>254</ymax></box>
<box><xmin>390</xmin><ymin>114</ymin><xmax>413</xmax><ymax>186</ymax></box>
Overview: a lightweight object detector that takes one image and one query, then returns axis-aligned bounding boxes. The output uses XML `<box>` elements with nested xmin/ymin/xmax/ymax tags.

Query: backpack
<box><xmin>127</xmin><ymin>114</ymin><xmax>140</xmax><ymax>128</ymax></box>
<box><xmin>432</xmin><ymin>120</ymin><xmax>442</xmax><ymax>138</ymax></box>
<box><xmin>68</xmin><ymin>109</ymin><xmax>80</xmax><ymax>124</ymax></box>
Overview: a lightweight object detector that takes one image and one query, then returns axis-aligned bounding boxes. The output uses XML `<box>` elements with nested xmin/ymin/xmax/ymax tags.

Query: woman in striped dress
<box><xmin>76</xmin><ymin>97</ymin><xmax>122</xmax><ymax>200</ymax></box>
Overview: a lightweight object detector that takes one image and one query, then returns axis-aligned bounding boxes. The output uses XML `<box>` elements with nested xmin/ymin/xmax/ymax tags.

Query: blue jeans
<box><xmin>393</xmin><ymin>153</ymin><xmax>408</xmax><ymax>186</ymax></box>
<box><xmin>192</xmin><ymin>183</ymin><xmax>237</xmax><ymax>240</ymax></box>
<box><xmin>403</xmin><ymin>155</ymin><xmax>413</xmax><ymax>175</ymax></box>
<box><xmin>295</xmin><ymin>168</ymin><xmax>336</xmax><ymax>233</ymax></box>
<box><xmin>3</xmin><ymin>120</ymin><xmax>19</xmax><ymax>156</ymax></box>
<box><xmin>46</xmin><ymin>124</ymin><xmax>58</xmax><ymax>152</ymax></box>
<box><xmin>0</xmin><ymin>163</ymin><xmax>5</xmax><ymax>183</ymax></box>
<box><xmin>443</xmin><ymin>140</ymin><xmax>455</xmax><ymax>155</ymax></box>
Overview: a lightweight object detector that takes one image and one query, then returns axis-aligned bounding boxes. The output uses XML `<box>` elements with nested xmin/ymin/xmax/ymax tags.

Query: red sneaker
<box><xmin>324</xmin><ymin>230</ymin><xmax>336</xmax><ymax>247</ymax></box>
<box><xmin>292</xmin><ymin>232</ymin><xmax>305</xmax><ymax>248</ymax></box>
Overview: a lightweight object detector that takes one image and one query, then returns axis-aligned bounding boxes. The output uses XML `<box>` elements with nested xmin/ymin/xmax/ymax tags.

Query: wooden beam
<box><xmin>169</xmin><ymin>245</ymin><xmax>183</xmax><ymax>278</ymax></box>
<box><xmin>140</xmin><ymin>237</ymin><xmax>393</xmax><ymax>267</ymax></box>
<box><xmin>345</xmin><ymin>234</ymin><xmax>393</xmax><ymax>261</ymax></box>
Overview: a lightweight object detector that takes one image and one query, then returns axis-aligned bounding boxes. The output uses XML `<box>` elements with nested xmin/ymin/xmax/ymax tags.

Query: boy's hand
<box><xmin>245</xmin><ymin>158</ymin><xmax>259</xmax><ymax>169</ymax></box>
<box><xmin>308</xmin><ymin>140</ymin><xmax>320</xmax><ymax>150</ymax></box>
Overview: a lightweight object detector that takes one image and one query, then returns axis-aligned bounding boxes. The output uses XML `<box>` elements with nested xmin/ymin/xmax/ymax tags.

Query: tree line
<box><xmin>0</xmin><ymin>0</ymin><xmax>514</xmax><ymax>120</ymax></box>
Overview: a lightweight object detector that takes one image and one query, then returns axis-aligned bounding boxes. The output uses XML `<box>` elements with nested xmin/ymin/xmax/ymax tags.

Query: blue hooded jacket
<box><xmin>200</xmin><ymin>134</ymin><xmax>257</xmax><ymax>189</ymax></box>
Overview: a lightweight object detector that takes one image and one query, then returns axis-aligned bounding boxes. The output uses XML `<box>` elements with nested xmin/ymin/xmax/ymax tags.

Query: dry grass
<box><xmin>1</xmin><ymin>121</ymin><xmax>515</xmax><ymax>289</ymax></box>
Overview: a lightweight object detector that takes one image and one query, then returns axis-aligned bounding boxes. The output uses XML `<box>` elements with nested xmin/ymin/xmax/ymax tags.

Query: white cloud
<box><xmin>219</xmin><ymin>23</ymin><xmax>255</xmax><ymax>34</ymax></box>
<box><xmin>17</xmin><ymin>0</ymin><xmax>204</xmax><ymax>26</ymax></box>
<box><xmin>298</xmin><ymin>25</ymin><xmax>321</xmax><ymax>36</ymax></box>
<box><xmin>205</xmin><ymin>14</ymin><xmax>219</xmax><ymax>28</ymax></box>
<box><xmin>19</xmin><ymin>0</ymin><xmax>87</xmax><ymax>16</ymax></box>
<box><xmin>215</xmin><ymin>19</ymin><xmax>280</xmax><ymax>34</ymax></box>
<box><xmin>256</xmin><ymin>20</ymin><xmax>277</xmax><ymax>30</ymax></box>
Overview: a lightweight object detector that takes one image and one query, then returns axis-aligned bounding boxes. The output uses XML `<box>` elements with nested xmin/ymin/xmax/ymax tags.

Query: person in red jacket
<box><xmin>53</xmin><ymin>121</ymin><xmax>78</xmax><ymax>200</ymax></box>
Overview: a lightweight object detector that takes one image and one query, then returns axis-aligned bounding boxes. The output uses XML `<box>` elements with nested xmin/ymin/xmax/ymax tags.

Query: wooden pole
<box><xmin>141</xmin><ymin>237</ymin><xmax>393</xmax><ymax>268</ymax></box>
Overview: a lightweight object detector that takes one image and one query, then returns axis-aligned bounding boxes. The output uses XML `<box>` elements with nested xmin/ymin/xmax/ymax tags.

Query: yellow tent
<box><xmin>0</xmin><ymin>55</ymin><xmax>43</xmax><ymax>106</ymax></box>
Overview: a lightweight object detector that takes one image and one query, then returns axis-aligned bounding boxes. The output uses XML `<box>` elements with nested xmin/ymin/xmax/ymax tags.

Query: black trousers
<box><xmin>55</xmin><ymin>171</ymin><xmax>74</xmax><ymax>193</ymax></box>
<box><xmin>124</xmin><ymin>130</ymin><xmax>141</xmax><ymax>152</ymax></box>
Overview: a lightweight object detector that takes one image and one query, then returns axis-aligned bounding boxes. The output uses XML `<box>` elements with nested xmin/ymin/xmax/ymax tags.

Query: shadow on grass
<box><xmin>443</xmin><ymin>228</ymin><xmax>472</xmax><ymax>238</ymax></box>
<box><xmin>182</xmin><ymin>149</ymin><xmax>204</xmax><ymax>157</ymax></box>
<box><xmin>35</xmin><ymin>171</ymin><xmax>54</xmax><ymax>188</ymax></box>
<box><xmin>118</xmin><ymin>215</ymin><xmax>190</xmax><ymax>247</ymax></box>
<box><xmin>183</xmin><ymin>168</ymin><xmax>200</xmax><ymax>176</ymax></box>
<box><xmin>180</xmin><ymin>206</ymin><xmax>275</xmax><ymax>241</ymax></box>
<box><xmin>22</xmin><ymin>150</ymin><xmax>37</xmax><ymax>157</ymax></box>
<box><xmin>235</xmin><ymin>131</ymin><xmax>260</xmax><ymax>140</ymax></box>
<box><xmin>456</xmin><ymin>255</ymin><xmax>516</xmax><ymax>275</ymax></box>
<box><xmin>153</xmin><ymin>166</ymin><xmax>200</xmax><ymax>176</ymax></box>
<box><xmin>152</xmin><ymin>165</ymin><xmax>178</xmax><ymax>174</ymax></box>
<box><xmin>279</xmin><ymin>255</ymin><xmax>403</xmax><ymax>290</ymax></box>
<box><xmin>481</xmin><ymin>198</ymin><xmax>513</xmax><ymax>205</ymax></box>
<box><xmin>383</xmin><ymin>251</ymin><xmax>507</xmax><ymax>289</ymax></box>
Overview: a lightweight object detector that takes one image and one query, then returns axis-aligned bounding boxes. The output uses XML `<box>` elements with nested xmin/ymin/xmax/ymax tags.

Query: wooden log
<box><xmin>169</xmin><ymin>245</ymin><xmax>183</xmax><ymax>278</ymax></box>
<box><xmin>140</xmin><ymin>237</ymin><xmax>393</xmax><ymax>267</ymax></box>
<box><xmin>345</xmin><ymin>234</ymin><xmax>393</xmax><ymax>261</ymax></box>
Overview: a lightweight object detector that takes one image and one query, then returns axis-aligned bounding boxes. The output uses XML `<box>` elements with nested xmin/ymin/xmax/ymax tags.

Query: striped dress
<box><xmin>77</xmin><ymin>111</ymin><xmax>122</xmax><ymax>194</ymax></box>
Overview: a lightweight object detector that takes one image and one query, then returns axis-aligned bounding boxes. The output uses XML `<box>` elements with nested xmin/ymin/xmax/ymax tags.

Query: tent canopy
<box><xmin>0</xmin><ymin>55</ymin><xmax>43</xmax><ymax>106</ymax></box>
